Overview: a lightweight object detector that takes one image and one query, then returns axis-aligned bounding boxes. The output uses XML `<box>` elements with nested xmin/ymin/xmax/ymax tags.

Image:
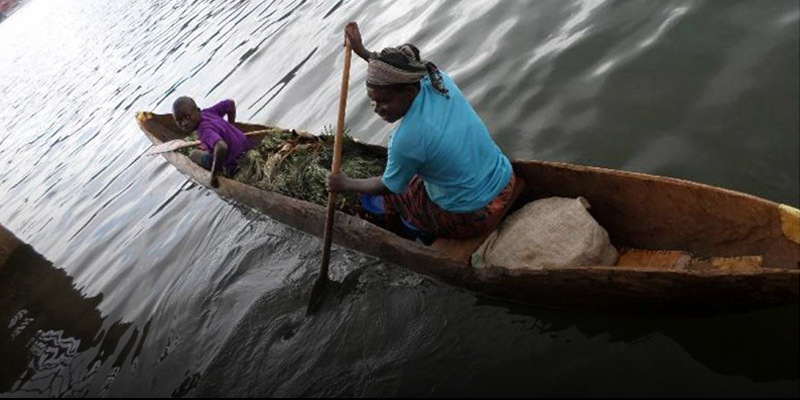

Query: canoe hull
<box><xmin>137</xmin><ymin>112</ymin><xmax>799</xmax><ymax>314</ymax></box>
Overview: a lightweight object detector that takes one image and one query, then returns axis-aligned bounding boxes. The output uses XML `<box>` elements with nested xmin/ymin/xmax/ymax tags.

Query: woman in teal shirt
<box><xmin>326</xmin><ymin>22</ymin><xmax>519</xmax><ymax>240</ymax></box>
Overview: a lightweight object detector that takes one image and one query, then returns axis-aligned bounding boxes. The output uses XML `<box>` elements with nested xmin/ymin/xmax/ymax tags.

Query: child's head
<box><xmin>172</xmin><ymin>96</ymin><xmax>201</xmax><ymax>132</ymax></box>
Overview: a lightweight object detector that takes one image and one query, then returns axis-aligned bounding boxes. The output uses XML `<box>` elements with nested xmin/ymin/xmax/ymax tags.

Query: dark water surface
<box><xmin>1</xmin><ymin>0</ymin><xmax>798</xmax><ymax>396</ymax></box>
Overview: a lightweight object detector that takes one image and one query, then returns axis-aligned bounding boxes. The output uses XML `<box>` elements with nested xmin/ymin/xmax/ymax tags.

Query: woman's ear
<box><xmin>403</xmin><ymin>84</ymin><xmax>419</xmax><ymax>100</ymax></box>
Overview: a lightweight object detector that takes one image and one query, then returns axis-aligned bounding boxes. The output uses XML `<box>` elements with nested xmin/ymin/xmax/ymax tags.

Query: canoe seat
<box><xmin>615</xmin><ymin>249</ymin><xmax>693</xmax><ymax>270</ymax></box>
<box><xmin>615</xmin><ymin>248</ymin><xmax>763</xmax><ymax>272</ymax></box>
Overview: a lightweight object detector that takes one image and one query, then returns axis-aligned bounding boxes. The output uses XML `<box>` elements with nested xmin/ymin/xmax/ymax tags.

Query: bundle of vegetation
<box><xmin>176</xmin><ymin>131</ymin><xmax>198</xmax><ymax>156</ymax></box>
<box><xmin>183</xmin><ymin>126</ymin><xmax>387</xmax><ymax>214</ymax></box>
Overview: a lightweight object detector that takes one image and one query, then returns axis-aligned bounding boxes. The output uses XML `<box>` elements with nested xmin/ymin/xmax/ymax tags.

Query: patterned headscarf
<box><xmin>366</xmin><ymin>44</ymin><xmax>449</xmax><ymax>98</ymax></box>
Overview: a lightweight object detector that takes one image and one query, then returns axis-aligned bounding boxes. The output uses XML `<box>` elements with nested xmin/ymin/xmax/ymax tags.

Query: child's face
<box><xmin>173</xmin><ymin>104</ymin><xmax>201</xmax><ymax>132</ymax></box>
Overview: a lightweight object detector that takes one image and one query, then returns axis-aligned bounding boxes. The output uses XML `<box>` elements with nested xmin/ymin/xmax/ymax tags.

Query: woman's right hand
<box><xmin>344</xmin><ymin>22</ymin><xmax>363</xmax><ymax>49</ymax></box>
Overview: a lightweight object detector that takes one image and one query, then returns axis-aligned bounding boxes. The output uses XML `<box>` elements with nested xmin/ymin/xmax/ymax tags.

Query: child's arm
<box><xmin>225</xmin><ymin>100</ymin><xmax>236</xmax><ymax>124</ymax></box>
<box><xmin>206</xmin><ymin>99</ymin><xmax>237</xmax><ymax>123</ymax></box>
<box><xmin>209</xmin><ymin>140</ymin><xmax>229</xmax><ymax>188</ymax></box>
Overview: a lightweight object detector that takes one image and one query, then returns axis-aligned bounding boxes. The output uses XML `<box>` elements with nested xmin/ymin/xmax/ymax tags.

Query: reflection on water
<box><xmin>0</xmin><ymin>224</ymin><xmax>139</xmax><ymax>396</ymax></box>
<box><xmin>0</xmin><ymin>0</ymin><xmax>797</xmax><ymax>397</ymax></box>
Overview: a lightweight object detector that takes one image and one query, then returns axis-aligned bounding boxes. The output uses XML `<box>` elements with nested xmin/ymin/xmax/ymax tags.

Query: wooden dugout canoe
<box><xmin>136</xmin><ymin>111</ymin><xmax>799</xmax><ymax>314</ymax></box>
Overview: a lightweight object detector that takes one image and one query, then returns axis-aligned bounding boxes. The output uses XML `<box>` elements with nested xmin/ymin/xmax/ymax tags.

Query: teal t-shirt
<box><xmin>381</xmin><ymin>72</ymin><xmax>512</xmax><ymax>213</ymax></box>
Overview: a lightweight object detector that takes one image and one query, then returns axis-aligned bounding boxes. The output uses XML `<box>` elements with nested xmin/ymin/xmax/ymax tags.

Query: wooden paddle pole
<box><xmin>308</xmin><ymin>40</ymin><xmax>352</xmax><ymax>315</ymax></box>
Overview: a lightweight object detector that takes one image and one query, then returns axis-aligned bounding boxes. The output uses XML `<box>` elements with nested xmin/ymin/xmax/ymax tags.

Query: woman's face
<box><xmin>367</xmin><ymin>85</ymin><xmax>418</xmax><ymax>123</ymax></box>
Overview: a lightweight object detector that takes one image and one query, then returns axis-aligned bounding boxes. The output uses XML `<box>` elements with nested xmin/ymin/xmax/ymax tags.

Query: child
<box><xmin>172</xmin><ymin>96</ymin><xmax>253</xmax><ymax>187</ymax></box>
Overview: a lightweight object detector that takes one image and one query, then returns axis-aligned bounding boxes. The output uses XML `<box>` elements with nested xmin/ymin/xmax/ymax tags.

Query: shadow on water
<box><xmin>194</xmin><ymin>259</ymin><xmax>800</xmax><ymax>397</ymax></box>
<box><xmin>0</xmin><ymin>225</ymin><xmax>139</xmax><ymax>397</ymax></box>
<box><xmin>475</xmin><ymin>297</ymin><xmax>800</xmax><ymax>383</ymax></box>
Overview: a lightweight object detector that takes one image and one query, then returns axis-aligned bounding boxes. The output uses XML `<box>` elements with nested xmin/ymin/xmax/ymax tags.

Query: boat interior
<box><xmin>139</xmin><ymin>112</ymin><xmax>800</xmax><ymax>273</ymax></box>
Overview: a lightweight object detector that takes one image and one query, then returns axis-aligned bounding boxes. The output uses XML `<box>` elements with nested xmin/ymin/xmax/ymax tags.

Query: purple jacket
<box><xmin>197</xmin><ymin>100</ymin><xmax>253</xmax><ymax>171</ymax></box>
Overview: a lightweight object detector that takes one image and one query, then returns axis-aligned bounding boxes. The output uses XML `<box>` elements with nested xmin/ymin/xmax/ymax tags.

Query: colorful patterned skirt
<box><xmin>383</xmin><ymin>173</ymin><xmax>520</xmax><ymax>239</ymax></box>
